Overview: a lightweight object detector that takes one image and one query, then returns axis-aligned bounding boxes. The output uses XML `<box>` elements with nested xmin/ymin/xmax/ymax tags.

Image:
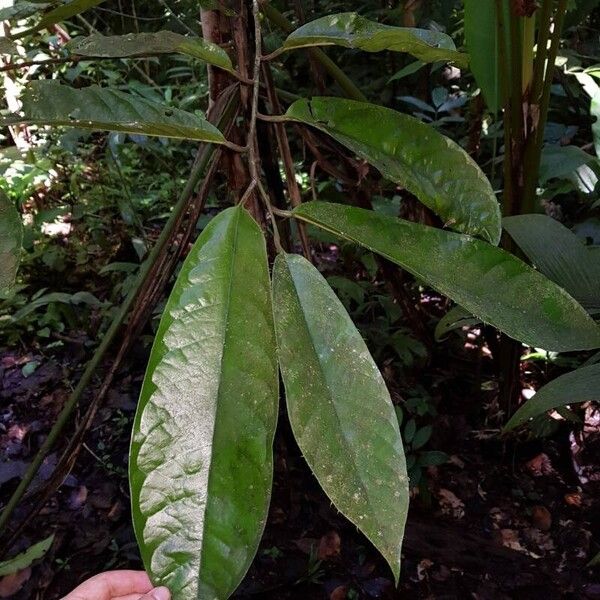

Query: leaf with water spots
<box><xmin>283</xmin><ymin>12</ymin><xmax>467</xmax><ymax>67</ymax></box>
<box><xmin>293</xmin><ymin>202</ymin><xmax>600</xmax><ymax>352</ymax></box>
<box><xmin>0</xmin><ymin>80</ymin><xmax>225</xmax><ymax>143</ymax></box>
<box><xmin>130</xmin><ymin>206</ymin><xmax>278</xmax><ymax>599</ymax></box>
<box><xmin>285</xmin><ymin>97</ymin><xmax>501</xmax><ymax>244</ymax></box>
<box><xmin>272</xmin><ymin>252</ymin><xmax>408</xmax><ymax>583</ymax></box>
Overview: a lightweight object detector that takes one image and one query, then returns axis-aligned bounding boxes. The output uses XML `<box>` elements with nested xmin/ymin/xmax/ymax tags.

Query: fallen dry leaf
<box><xmin>0</xmin><ymin>568</ymin><xmax>31</xmax><ymax>598</ymax></box>
<box><xmin>564</xmin><ymin>492</ymin><xmax>582</xmax><ymax>507</ymax></box>
<box><xmin>330</xmin><ymin>585</ymin><xmax>348</xmax><ymax>600</ymax></box>
<box><xmin>525</xmin><ymin>453</ymin><xmax>554</xmax><ymax>476</ymax></box>
<box><xmin>531</xmin><ymin>505</ymin><xmax>552</xmax><ymax>531</ymax></box>
<box><xmin>437</xmin><ymin>488</ymin><xmax>465</xmax><ymax>519</ymax></box>
<box><xmin>318</xmin><ymin>531</ymin><xmax>341</xmax><ymax>560</ymax></box>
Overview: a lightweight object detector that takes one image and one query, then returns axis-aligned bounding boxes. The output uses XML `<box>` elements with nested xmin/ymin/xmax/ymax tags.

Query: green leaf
<box><xmin>283</xmin><ymin>13</ymin><xmax>468</xmax><ymax>67</ymax></box>
<box><xmin>68</xmin><ymin>31</ymin><xmax>233</xmax><ymax>72</ymax></box>
<box><xmin>272</xmin><ymin>252</ymin><xmax>408</xmax><ymax>583</ymax></box>
<box><xmin>434</xmin><ymin>305</ymin><xmax>481</xmax><ymax>341</ymax></box>
<box><xmin>1</xmin><ymin>81</ymin><xmax>225</xmax><ymax>143</ymax></box>
<box><xmin>538</xmin><ymin>145</ymin><xmax>595</xmax><ymax>184</ymax></box>
<box><xmin>0</xmin><ymin>535</ymin><xmax>54</xmax><ymax>577</ymax></box>
<box><xmin>0</xmin><ymin>190</ymin><xmax>23</xmax><ymax>296</ymax></box>
<box><xmin>293</xmin><ymin>202</ymin><xmax>600</xmax><ymax>352</ymax></box>
<box><xmin>503</xmin><ymin>214</ymin><xmax>600</xmax><ymax>312</ymax></box>
<box><xmin>504</xmin><ymin>362</ymin><xmax>600</xmax><ymax>430</ymax></box>
<box><xmin>464</xmin><ymin>0</ymin><xmax>501</xmax><ymax>113</ymax></box>
<box><xmin>285</xmin><ymin>97</ymin><xmax>501</xmax><ymax>244</ymax></box>
<box><xmin>29</xmin><ymin>0</ymin><xmax>105</xmax><ymax>33</ymax></box>
<box><xmin>130</xmin><ymin>206</ymin><xmax>278</xmax><ymax>599</ymax></box>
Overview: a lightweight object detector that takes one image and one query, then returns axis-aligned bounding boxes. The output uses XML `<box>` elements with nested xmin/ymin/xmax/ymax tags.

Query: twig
<box><xmin>247</xmin><ymin>0</ymin><xmax>284</xmax><ymax>253</ymax></box>
<box><xmin>261</xmin><ymin>59</ymin><xmax>310</xmax><ymax>258</ymax></box>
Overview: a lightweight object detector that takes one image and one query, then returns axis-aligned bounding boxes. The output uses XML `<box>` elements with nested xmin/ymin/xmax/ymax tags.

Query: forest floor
<box><xmin>1</xmin><ymin>298</ymin><xmax>599</xmax><ymax>599</ymax></box>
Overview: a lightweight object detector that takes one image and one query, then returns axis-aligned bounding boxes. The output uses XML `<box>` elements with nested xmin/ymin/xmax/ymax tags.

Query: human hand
<box><xmin>62</xmin><ymin>570</ymin><xmax>170</xmax><ymax>600</ymax></box>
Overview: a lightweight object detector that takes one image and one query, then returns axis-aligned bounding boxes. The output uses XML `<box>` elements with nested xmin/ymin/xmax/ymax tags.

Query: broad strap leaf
<box><xmin>1</xmin><ymin>81</ymin><xmax>225</xmax><ymax>143</ymax></box>
<box><xmin>283</xmin><ymin>12</ymin><xmax>468</xmax><ymax>67</ymax></box>
<box><xmin>463</xmin><ymin>0</ymin><xmax>502</xmax><ymax>113</ymax></box>
<box><xmin>504</xmin><ymin>214</ymin><xmax>600</xmax><ymax>312</ymax></box>
<box><xmin>538</xmin><ymin>145</ymin><xmax>595</xmax><ymax>184</ymax></box>
<box><xmin>285</xmin><ymin>97</ymin><xmax>501</xmax><ymax>244</ymax></box>
<box><xmin>0</xmin><ymin>191</ymin><xmax>23</xmax><ymax>296</ymax></box>
<box><xmin>293</xmin><ymin>202</ymin><xmax>600</xmax><ymax>352</ymax></box>
<box><xmin>130</xmin><ymin>206</ymin><xmax>278</xmax><ymax>599</ymax></box>
<box><xmin>68</xmin><ymin>32</ymin><xmax>233</xmax><ymax>72</ymax></box>
<box><xmin>272</xmin><ymin>252</ymin><xmax>408</xmax><ymax>583</ymax></box>
<box><xmin>504</xmin><ymin>363</ymin><xmax>600</xmax><ymax>430</ymax></box>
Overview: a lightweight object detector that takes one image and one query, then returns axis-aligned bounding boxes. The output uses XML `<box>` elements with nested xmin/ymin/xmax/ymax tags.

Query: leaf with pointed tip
<box><xmin>283</xmin><ymin>12</ymin><xmax>467</xmax><ymax>67</ymax></box>
<box><xmin>0</xmin><ymin>191</ymin><xmax>23</xmax><ymax>296</ymax></box>
<box><xmin>434</xmin><ymin>305</ymin><xmax>481</xmax><ymax>341</ymax></box>
<box><xmin>504</xmin><ymin>214</ymin><xmax>600</xmax><ymax>312</ymax></box>
<box><xmin>7</xmin><ymin>0</ymin><xmax>107</xmax><ymax>37</ymax></box>
<box><xmin>504</xmin><ymin>363</ymin><xmax>600</xmax><ymax>430</ymax></box>
<box><xmin>285</xmin><ymin>97</ymin><xmax>501</xmax><ymax>244</ymax></box>
<box><xmin>0</xmin><ymin>535</ymin><xmax>54</xmax><ymax>577</ymax></box>
<box><xmin>68</xmin><ymin>31</ymin><xmax>233</xmax><ymax>72</ymax></box>
<box><xmin>272</xmin><ymin>252</ymin><xmax>408</xmax><ymax>583</ymax></box>
<box><xmin>293</xmin><ymin>202</ymin><xmax>600</xmax><ymax>352</ymax></box>
<box><xmin>1</xmin><ymin>81</ymin><xmax>225</xmax><ymax>143</ymax></box>
<box><xmin>130</xmin><ymin>206</ymin><xmax>278</xmax><ymax>599</ymax></box>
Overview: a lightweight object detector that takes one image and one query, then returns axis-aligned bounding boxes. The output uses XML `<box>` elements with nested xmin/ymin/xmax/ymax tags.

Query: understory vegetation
<box><xmin>0</xmin><ymin>0</ymin><xmax>600</xmax><ymax>598</ymax></box>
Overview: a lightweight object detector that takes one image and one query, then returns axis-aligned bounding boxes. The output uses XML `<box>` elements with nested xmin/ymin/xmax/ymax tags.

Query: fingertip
<box><xmin>142</xmin><ymin>586</ymin><xmax>171</xmax><ymax>600</ymax></box>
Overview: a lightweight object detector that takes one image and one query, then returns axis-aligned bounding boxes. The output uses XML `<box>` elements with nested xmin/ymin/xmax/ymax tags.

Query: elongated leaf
<box><xmin>538</xmin><ymin>145</ymin><xmax>595</xmax><ymax>184</ymax></box>
<box><xmin>505</xmin><ymin>363</ymin><xmax>600</xmax><ymax>430</ymax></box>
<box><xmin>272</xmin><ymin>252</ymin><xmax>408</xmax><ymax>583</ymax></box>
<box><xmin>0</xmin><ymin>191</ymin><xmax>23</xmax><ymax>295</ymax></box>
<box><xmin>283</xmin><ymin>12</ymin><xmax>467</xmax><ymax>67</ymax></box>
<box><xmin>464</xmin><ymin>0</ymin><xmax>500</xmax><ymax>113</ymax></box>
<box><xmin>503</xmin><ymin>214</ymin><xmax>600</xmax><ymax>312</ymax></box>
<box><xmin>68</xmin><ymin>32</ymin><xmax>233</xmax><ymax>72</ymax></box>
<box><xmin>434</xmin><ymin>305</ymin><xmax>481</xmax><ymax>341</ymax></box>
<box><xmin>1</xmin><ymin>81</ymin><xmax>225</xmax><ymax>143</ymax></box>
<box><xmin>285</xmin><ymin>97</ymin><xmax>501</xmax><ymax>244</ymax></box>
<box><xmin>0</xmin><ymin>535</ymin><xmax>54</xmax><ymax>577</ymax></box>
<box><xmin>293</xmin><ymin>202</ymin><xmax>600</xmax><ymax>352</ymax></box>
<box><xmin>130</xmin><ymin>206</ymin><xmax>278</xmax><ymax>599</ymax></box>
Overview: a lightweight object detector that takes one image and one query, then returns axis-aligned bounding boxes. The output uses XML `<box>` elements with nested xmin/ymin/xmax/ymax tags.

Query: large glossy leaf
<box><xmin>504</xmin><ymin>363</ymin><xmax>600</xmax><ymax>430</ymax></box>
<box><xmin>68</xmin><ymin>32</ymin><xmax>233</xmax><ymax>72</ymax></box>
<box><xmin>293</xmin><ymin>202</ymin><xmax>600</xmax><ymax>352</ymax></box>
<box><xmin>130</xmin><ymin>206</ymin><xmax>278</xmax><ymax>599</ymax></box>
<box><xmin>285</xmin><ymin>97</ymin><xmax>501</xmax><ymax>244</ymax></box>
<box><xmin>0</xmin><ymin>190</ymin><xmax>23</xmax><ymax>295</ymax></box>
<box><xmin>1</xmin><ymin>81</ymin><xmax>225</xmax><ymax>143</ymax></box>
<box><xmin>272</xmin><ymin>252</ymin><xmax>408</xmax><ymax>583</ymax></box>
<box><xmin>503</xmin><ymin>214</ymin><xmax>600</xmax><ymax>312</ymax></box>
<box><xmin>282</xmin><ymin>12</ymin><xmax>468</xmax><ymax>67</ymax></box>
